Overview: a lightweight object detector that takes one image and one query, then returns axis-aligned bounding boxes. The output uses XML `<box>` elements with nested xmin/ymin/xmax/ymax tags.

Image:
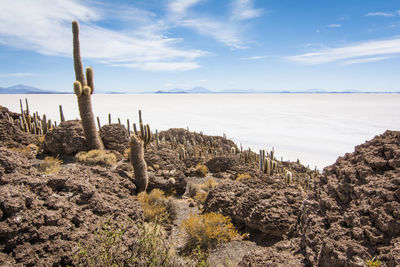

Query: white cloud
<box><xmin>241</xmin><ymin>55</ymin><xmax>268</xmax><ymax>60</ymax></box>
<box><xmin>365</xmin><ymin>12</ymin><xmax>394</xmax><ymax>17</ymax></box>
<box><xmin>341</xmin><ymin>56</ymin><xmax>391</xmax><ymax>65</ymax></box>
<box><xmin>0</xmin><ymin>73</ymin><xmax>38</xmax><ymax>78</ymax></box>
<box><xmin>232</xmin><ymin>0</ymin><xmax>263</xmax><ymax>20</ymax></box>
<box><xmin>328</xmin><ymin>24</ymin><xmax>341</xmax><ymax>28</ymax></box>
<box><xmin>288</xmin><ymin>37</ymin><xmax>400</xmax><ymax>65</ymax></box>
<box><xmin>168</xmin><ymin>0</ymin><xmax>200</xmax><ymax>17</ymax></box>
<box><xmin>178</xmin><ymin>19</ymin><xmax>246</xmax><ymax>49</ymax></box>
<box><xmin>0</xmin><ymin>0</ymin><xmax>207</xmax><ymax>71</ymax></box>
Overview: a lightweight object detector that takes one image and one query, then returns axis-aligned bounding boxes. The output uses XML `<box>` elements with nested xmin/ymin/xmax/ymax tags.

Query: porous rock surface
<box><xmin>43</xmin><ymin>120</ymin><xmax>88</xmax><ymax>155</ymax></box>
<box><xmin>145</xmin><ymin>145</ymin><xmax>187</xmax><ymax>195</ymax></box>
<box><xmin>0</xmin><ymin>107</ymin><xmax>38</xmax><ymax>148</ymax></box>
<box><xmin>100</xmin><ymin>123</ymin><xmax>129</xmax><ymax>154</ymax></box>
<box><xmin>204</xmin><ymin>176</ymin><xmax>305</xmax><ymax>238</ymax></box>
<box><xmin>297</xmin><ymin>130</ymin><xmax>400</xmax><ymax>266</ymax></box>
<box><xmin>0</xmin><ymin>148</ymin><xmax>143</xmax><ymax>266</ymax></box>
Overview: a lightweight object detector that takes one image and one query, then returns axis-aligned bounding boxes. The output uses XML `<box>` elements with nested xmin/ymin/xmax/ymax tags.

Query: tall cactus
<box><xmin>130</xmin><ymin>134</ymin><xmax>148</xmax><ymax>193</ymax></box>
<box><xmin>72</xmin><ymin>20</ymin><xmax>104</xmax><ymax>150</ymax></box>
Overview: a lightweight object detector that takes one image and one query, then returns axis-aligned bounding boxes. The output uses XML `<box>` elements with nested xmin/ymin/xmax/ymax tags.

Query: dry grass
<box><xmin>200</xmin><ymin>178</ymin><xmax>218</xmax><ymax>191</ymax></box>
<box><xmin>235</xmin><ymin>173</ymin><xmax>252</xmax><ymax>181</ymax></box>
<box><xmin>9</xmin><ymin>144</ymin><xmax>38</xmax><ymax>159</ymax></box>
<box><xmin>196</xmin><ymin>163</ymin><xmax>208</xmax><ymax>177</ymax></box>
<box><xmin>181</xmin><ymin>212</ymin><xmax>238</xmax><ymax>251</ymax></box>
<box><xmin>74</xmin><ymin>219</ymin><xmax>180</xmax><ymax>267</ymax></box>
<box><xmin>39</xmin><ymin>156</ymin><xmax>62</xmax><ymax>174</ymax></box>
<box><xmin>137</xmin><ymin>189</ymin><xmax>175</xmax><ymax>224</ymax></box>
<box><xmin>75</xmin><ymin>150</ymin><xmax>117</xmax><ymax>166</ymax></box>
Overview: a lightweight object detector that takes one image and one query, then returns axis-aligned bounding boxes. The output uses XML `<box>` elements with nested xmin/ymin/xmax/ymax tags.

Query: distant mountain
<box><xmin>0</xmin><ymin>84</ymin><xmax>67</xmax><ymax>94</ymax></box>
<box><xmin>155</xmin><ymin>86</ymin><xmax>214</xmax><ymax>94</ymax></box>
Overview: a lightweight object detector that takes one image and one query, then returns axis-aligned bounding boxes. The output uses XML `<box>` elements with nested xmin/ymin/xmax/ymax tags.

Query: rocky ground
<box><xmin>0</xmin><ymin>105</ymin><xmax>399</xmax><ymax>266</ymax></box>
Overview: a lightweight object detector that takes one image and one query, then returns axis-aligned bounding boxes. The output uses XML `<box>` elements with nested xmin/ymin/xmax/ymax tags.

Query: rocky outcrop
<box><xmin>297</xmin><ymin>130</ymin><xmax>400</xmax><ymax>266</ymax></box>
<box><xmin>43</xmin><ymin>120</ymin><xmax>87</xmax><ymax>155</ymax></box>
<box><xmin>0</xmin><ymin>147</ymin><xmax>30</xmax><ymax>174</ymax></box>
<box><xmin>100</xmin><ymin>124</ymin><xmax>129</xmax><ymax>154</ymax></box>
<box><xmin>0</xmin><ymin>159</ymin><xmax>143</xmax><ymax>266</ymax></box>
<box><xmin>204</xmin><ymin>177</ymin><xmax>305</xmax><ymax>239</ymax></box>
<box><xmin>238</xmin><ymin>238</ymin><xmax>305</xmax><ymax>267</ymax></box>
<box><xmin>0</xmin><ymin>119</ymin><xmax>38</xmax><ymax>149</ymax></box>
<box><xmin>145</xmin><ymin>145</ymin><xmax>187</xmax><ymax>195</ymax></box>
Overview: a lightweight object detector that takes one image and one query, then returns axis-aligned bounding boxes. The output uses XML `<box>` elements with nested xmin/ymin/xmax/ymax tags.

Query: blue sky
<box><xmin>0</xmin><ymin>0</ymin><xmax>399</xmax><ymax>92</ymax></box>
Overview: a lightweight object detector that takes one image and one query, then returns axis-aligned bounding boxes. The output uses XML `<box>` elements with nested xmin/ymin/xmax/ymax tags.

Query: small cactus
<box><xmin>285</xmin><ymin>171</ymin><xmax>292</xmax><ymax>185</ymax></box>
<box><xmin>130</xmin><ymin>134</ymin><xmax>148</xmax><ymax>193</ymax></box>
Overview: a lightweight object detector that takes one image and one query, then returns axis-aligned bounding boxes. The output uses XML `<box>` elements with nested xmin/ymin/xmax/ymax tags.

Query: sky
<box><xmin>0</xmin><ymin>0</ymin><xmax>399</xmax><ymax>93</ymax></box>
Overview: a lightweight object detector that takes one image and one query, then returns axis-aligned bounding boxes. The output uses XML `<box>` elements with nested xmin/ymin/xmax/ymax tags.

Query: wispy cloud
<box><xmin>231</xmin><ymin>0</ymin><xmax>263</xmax><ymax>21</ymax></box>
<box><xmin>177</xmin><ymin>18</ymin><xmax>246</xmax><ymax>49</ymax></box>
<box><xmin>241</xmin><ymin>55</ymin><xmax>268</xmax><ymax>60</ymax></box>
<box><xmin>365</xmin><ymin>11</ymin><xmax>395</xmax><ymax>17</ymax></box>
<box><xmin>341</xmin><ymin>56</ymin><xmax>391</xmax><ymax>65</ymax></box>
<box><xmin>288</xmin><ymin>37</ymin><xmax>400</xmax><ymax>65</ymax></box>
<box><xmin>328</xmin><ymin>24</ymin><xmax>341</xmax><ymax>28</ymax></box>
<box><xmin>0</xmin><ymin>0</ymin><xmax>206</xmax><ymax>71</ymax></box>
<box><xmin>168</xmin><ymin>0</ymin><xmax>200</xmax><ymax>17</ymax></box>
<box><xmin>0</xmin><ymin>73</ymin><xmax>38</xmax><ymax>78</ymax></box>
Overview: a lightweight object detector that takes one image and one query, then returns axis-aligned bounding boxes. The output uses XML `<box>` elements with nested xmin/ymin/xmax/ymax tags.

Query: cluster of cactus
<box><xmin>6</xmin><ymin>98</ymin><xmax>59</xmax><ymax>135</ymax></box>
<box><xmin>133</xmin><ymin>110</ymin><xmax>151</xmax><ymax>148</ymax></box>
<box><xmin>72</xmin><ymin>20</ymin><xmax>104</xmax><ymax>151</ymax></box>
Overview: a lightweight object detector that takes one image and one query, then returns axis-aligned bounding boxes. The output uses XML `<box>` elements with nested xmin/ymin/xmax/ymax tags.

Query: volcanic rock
<box><xmin>0</xmin><ymin>162</ymin><xmax>143</xmax><ymax>266</ymax></box>
<box><xmin>43</xmin><ymin>120</ymin><xmax>87</xmax><ymax>155</ymax></box>
<box><xmin>297</xmin><ymin>130</ymin><xmax>400</xmax><ymax>266</ymax></box>
<box><xmin>204</xmin><ymin>176</ymin><xmax>305</xmax><ymax>239</ymax></box>
<box><xmin>100</xmin><ymin>124</ymin><xmax>129</xmax><ymax>154</ymax></box>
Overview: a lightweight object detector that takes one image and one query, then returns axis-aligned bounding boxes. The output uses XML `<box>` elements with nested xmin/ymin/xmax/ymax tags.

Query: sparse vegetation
<box><xmin>137</xmin><ymin>189</ymin><xmax>175</xmax><ymax>224</ymax></box>
<box><xmin>9</xmin><ymin>144</ymin><xmax>38</xmax><ymax>159</ymax></box>
<box><xmin>366</xmin><ymin>257</ymin><xmax>381</xmax><ymax>267</ymax></box>
<box><xmin>74</xmin><ymin>219</ymin><xmax>180</xmax><ymax>266</ymax></box>
<box><xmin>196</xmin><ymin>163</ymin><xmax>208</xmax><ymax>177</ymax></box>
<box><xmin>39</xmin><ymin>156</ymin><xmax>62</xmax><ymax>174</ymax></box>
<box><xmin>75</xmin><ymin>149</ymin><xmax>117</xmax><ymax>166</ymax></box>
<box><xmin>181</xmin><ymin>212</ymin><xmax>238</xmax><ymax>251</ymax></box>
<box><xmin>235</xmin><ymin>173</ymin><xmax>251</xmax><ymax>181</ymax></box>
<box><xmin>200</xmin><ymin>178</ymin><xmax>218</xmax><ymax>191</ymax></box>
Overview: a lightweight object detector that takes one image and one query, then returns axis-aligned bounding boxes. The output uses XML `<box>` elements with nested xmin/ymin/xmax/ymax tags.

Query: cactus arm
<box><xmin>72</xmin><ymin>20</ymin><xmax>86</xmax><ymax>87</ymax></box>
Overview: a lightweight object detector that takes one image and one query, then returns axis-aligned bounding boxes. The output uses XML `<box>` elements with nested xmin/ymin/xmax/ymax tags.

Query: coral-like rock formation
<box><xmin>100</xmin><ymin>123</ymin><xmax>129</xmax><ymax>154</ymax></box>
<box><xmin>204</xmin><ymin>177</ymin><xmax>305</xmax><ymax>239</ymax></box>
<box><xmin>43</xmin><ymin>120</ymin><xmax>87</xmax><ymax>155</ymax></box>
<box><xmin>0</xmin><ymin>149</ymin><xmax>143</xmax><ymax>266</ymax></box>
<box><xmin>297</xmin><ymin>130</ymin><xmax>400</xmax><ymax>266</ymax></box>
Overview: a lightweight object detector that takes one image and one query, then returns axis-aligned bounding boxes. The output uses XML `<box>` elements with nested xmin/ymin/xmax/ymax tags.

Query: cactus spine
<box><xmin>130</xmin><ymin>134</ymin><xmax>148</xmax><ymax>193</ymax></box>
<box><xmin>72</xmin><ymin>20</ymin><xmax>104</xmax><ymax>150</ymax></box>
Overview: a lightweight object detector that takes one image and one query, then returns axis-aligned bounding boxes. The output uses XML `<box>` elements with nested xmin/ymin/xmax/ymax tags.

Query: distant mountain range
<box><xmin>155</xmin><ymin>87</ymin><xmax>399</xmax><ymax>94</ymax></box>
<box><xmin>1</xmin><ymin>84</ymin><xmax>398</xmax><ymax>94</ymax></box>
<box><xmin>0</xmin><ymin>84</ymin><xmax>66</xmax><ymax>94</ymax></box>
<box><xmin>0</xmin><ymin>84</ymin><xmax>125</xmax><ymax>94</ymax></box>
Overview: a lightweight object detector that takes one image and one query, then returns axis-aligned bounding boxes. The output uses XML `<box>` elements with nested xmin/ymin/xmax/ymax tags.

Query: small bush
<box><xmin>75</xmin><ymin>149</ymin><xmax>117</xmax><ymax>166</ymax></box>
<box><xmin>194</xmin><ymin>190</ymin><xmax>208</xmax><ymax>205</ymax></box>
<box><xmin>75</xmin><ymin>219</ymin><xmax>180</xmax><ymax>267</ymax></box>
<box><xmin>138</xmin><ymin>189</ymin><xmax>175</xmax><ymax>224</ymax></box>
<box><xmin>235</xmin><ymin>173</ymin><xmax>251</xmax><ymax>181</ymax></box>
<box><xmin>39</xmin><ymin>156</ymin><xmax>62</xmax><ymax>174</ymax></box>
<box><xmin>196</xmin><ymin>163</ymin><xmax>208</xmax><ymax>177</ymax></box>
<box><xmin>181</xmin><ymin>212</ymin><xmax>238</xmax><ymax>251</ymax></box>
<box><xmin>366</xmin><ymin>258</ymin><xmax>381</xmax><ymax>267</ymax></box>
<box><xmin>200</xmin><ymin>178</ymin><xmax>218</xmax><ymax>191</ymax></box>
